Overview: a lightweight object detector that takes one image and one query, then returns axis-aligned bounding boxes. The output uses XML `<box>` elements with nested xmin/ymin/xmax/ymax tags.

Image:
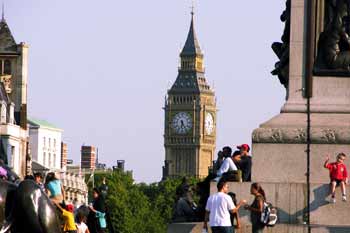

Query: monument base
<box><xmin>252</xmin><ymin>112</ymin><xmax>350</xmax><ymax>183</ymax></box>
<box><xmin>207</xmin><ymin>182</ymin><xmax>350</xmax><ymax>232</ymax></box>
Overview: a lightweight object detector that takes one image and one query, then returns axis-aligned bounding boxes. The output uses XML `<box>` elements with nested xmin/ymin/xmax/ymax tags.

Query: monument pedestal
<box><xmin>248</xmin><ymin>0</ymin><xmax>350</xmax><ymax>232</ymax></box>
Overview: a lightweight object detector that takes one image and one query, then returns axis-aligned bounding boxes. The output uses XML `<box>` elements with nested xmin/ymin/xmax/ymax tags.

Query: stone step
<box><xmin>209</xmin><ymin>182</ymin><xmax>350</xmax><ymax>226</ymax></box>
<box><xmin>167</xmin><ymin>223</ymin><xmax>350</xmax><ymax>233</ymax></box>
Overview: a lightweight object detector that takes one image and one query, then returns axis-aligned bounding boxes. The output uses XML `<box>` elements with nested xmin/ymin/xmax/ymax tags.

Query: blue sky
<box><xmin>6</xmin><ymin>1</ymin><xmax>285</xmax><ymax>183</ymax></box>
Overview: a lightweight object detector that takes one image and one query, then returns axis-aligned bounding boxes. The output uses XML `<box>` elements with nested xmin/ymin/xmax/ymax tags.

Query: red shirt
<box><xmin>326</xmin><ymin>162</ymin><xmax>348</xmax><ymax>180</ymax></box>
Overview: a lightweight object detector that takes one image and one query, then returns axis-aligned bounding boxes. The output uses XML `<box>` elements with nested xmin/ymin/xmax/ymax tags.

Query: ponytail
<box><xmin>252</xmin><ymin>182</ymin><xmax>266</xmax><ymax>200</ymax></box>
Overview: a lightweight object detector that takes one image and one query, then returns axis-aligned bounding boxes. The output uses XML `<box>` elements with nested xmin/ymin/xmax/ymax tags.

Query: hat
<box><xmin>66</xmin><ymin>204</ymin><xmax>74</xmax><ymax>213</ymax></box>
<box><xmin>237</xmin><ymin>144</ymin><xmax>250</xmax><ymax>152</ymax></box>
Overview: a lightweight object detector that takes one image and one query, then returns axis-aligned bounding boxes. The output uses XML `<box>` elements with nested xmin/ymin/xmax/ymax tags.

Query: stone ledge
<box><xmin>252</xmin><ymin>127</ymin><xmax>350</xmax><ymax>144</ymax></box>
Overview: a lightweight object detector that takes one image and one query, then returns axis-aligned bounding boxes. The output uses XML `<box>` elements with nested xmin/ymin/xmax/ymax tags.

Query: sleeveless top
<box><xmin>47</xmin><ymin>179</ymin><xmax>62</xmax><ymax>198</ymax></box>
<box><xmin>250</xmin><ymin>194</ymin><xmax>265</xmax><ymax>228</ymax></box>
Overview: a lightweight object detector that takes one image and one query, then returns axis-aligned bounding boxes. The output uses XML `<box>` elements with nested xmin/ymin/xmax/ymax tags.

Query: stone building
<box><xmin>81</xmin><ymin>145</ymin><xmax>96</xmax><ymax>170</ymax></box>
<box><xmin>62</xmin><ymin>164</ymin><xmax>88</xmax><ymax>205</ymax></box>
<box><xmin>163</xmin><ymin>12</ymin><xmax>216</xmax><ymax>178</ymax></box>
<box><xmin>0</xmin><ymin>15</ymin><xmax>28</xmax><ymax>177</ymax></box>
<box><xmin>61</xmin><ymin>142</ymin><xmax>67</xmax><ymax>170</ymax></box>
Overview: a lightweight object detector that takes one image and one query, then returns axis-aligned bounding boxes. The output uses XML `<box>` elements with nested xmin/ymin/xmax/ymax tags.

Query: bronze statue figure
<box><xmin>315</xmin><ymin>0</ymin><xmax>350</xmax><ymax>74</ymax></box>
<box><xmin>272</xmin><ymin>0</ymin><xmax>290</xmax><ymax>89</ymax></box>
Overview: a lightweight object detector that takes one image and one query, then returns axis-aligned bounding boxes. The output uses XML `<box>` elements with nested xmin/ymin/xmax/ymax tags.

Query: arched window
<box><xmin>4</xmin><ymin>60</ymin><xmax>11</xmax><ymax>74</ymax></box>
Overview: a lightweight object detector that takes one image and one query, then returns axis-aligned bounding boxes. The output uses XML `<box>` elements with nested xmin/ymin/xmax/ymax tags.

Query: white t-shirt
<box><xmin>77</xmin><ymin>222</ymin><xmax>88</xmax><ymax>233</ymax></box>
<box><xmin>217</xmin><ymin>157</ymin><xmax>237</xmax><ymax>176</ymax></box>
<box><xmin>205</xmin><ymin>192</ymin><xmax>235</xmax><ymax>227</ymax></box>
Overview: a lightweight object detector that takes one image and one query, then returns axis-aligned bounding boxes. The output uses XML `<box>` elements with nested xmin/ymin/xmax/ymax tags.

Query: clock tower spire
<box><xmin>163</xmin><ymin>11</ymin><xmax>216</xmax><ymax>179</ymax></box>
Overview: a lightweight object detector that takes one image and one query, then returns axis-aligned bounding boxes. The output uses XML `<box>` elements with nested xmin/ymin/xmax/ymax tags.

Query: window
<box><xmin>43</xmin><ymin>137</ymin><xmax>46</xmax><ymax>148</ymax></box>
<box><xmin>4</xmin><ymin>60</ymin><xmax>11</xmax><ymax>74</ymax></box>
<box><xmin>53</xmin><ymin>139</ymin><xmax>56</xmax><ymax>149</ymax></box>
<box><xmin>48</xmin><ymin>138</ymin><xmax>51</xmax><ymax>148</ymax></box>
<box><xmin>53</xmin><ymin>154</ymin><xmax>56</xmax><ymax>168</ymax></box>
<box><xmin>48</xmin><ymin>153</ymin><xmax>52</xmax><ymax>167</ymax></box>
<box><xmin>43</xmin><ymin>152</ymin><xmax>46</xmax><ymax>166</ymax></box>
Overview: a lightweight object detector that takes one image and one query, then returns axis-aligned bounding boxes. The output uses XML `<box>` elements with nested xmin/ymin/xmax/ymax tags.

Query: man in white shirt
<box><xmin>204</xmin><ymin>179</ymin><xmax>245</xmax><ymax>233</ymax></box>
<box><xmin>215</xmin><ymin>147</ymin><xmax>238</xmax><ymax>181</ymax></box>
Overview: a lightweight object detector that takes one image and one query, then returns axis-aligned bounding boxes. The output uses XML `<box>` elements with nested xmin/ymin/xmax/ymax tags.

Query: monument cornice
<box><xmin>252</xmin><ymin>127</ymin><xmax>350</xmax><ymax>144</ymax></box>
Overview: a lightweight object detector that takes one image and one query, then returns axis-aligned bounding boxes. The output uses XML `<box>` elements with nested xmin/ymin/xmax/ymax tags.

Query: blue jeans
<box><xmin>211</xmin><ymin>226</ymin><xmax>234</xmax><ymax>233</ymax></box>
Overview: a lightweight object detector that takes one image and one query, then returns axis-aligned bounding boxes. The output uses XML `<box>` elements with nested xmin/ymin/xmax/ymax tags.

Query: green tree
<box><xmin>89</xmin><ymin>171</ymin><xmax>201</xmax><ymax>232</ymax></box>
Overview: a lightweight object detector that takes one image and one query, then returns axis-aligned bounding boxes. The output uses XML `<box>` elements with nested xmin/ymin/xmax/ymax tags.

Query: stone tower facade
<box><xmin>163</xmin><ymin>13</ymin><xmax>216</xmax><ymax>179</ymax></box>
<box><xmin>0</xmin><ymin>17</ymin><xmax>28</xmax><ymax>129</ymax></box>
<box><xmin>0</xmin><ymin>15</ymin><xmax>29</xmax><ymax>177</ymax></box>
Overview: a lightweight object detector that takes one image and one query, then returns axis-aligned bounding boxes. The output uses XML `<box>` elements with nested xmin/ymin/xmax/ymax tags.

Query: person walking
<box><xmin>204</xmin><ymin>178</ymin><xmax>246</xmax><ymax>233</ymax></box>
<box><xmin>244</xmin><ymin>183</ymin><xmax>266</xmax><ymax>233</ymax></box>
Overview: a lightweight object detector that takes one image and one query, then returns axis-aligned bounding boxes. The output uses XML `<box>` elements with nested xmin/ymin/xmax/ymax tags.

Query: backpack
<box><xmin>260</xmin><ymin>202</ymin><xmax>278</xmax><ymax>227</ymax></box>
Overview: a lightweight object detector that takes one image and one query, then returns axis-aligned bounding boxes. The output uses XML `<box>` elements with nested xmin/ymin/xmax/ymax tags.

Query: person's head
<box><xmin>222</xmin><ymin>146</ymin><xmax>232</xmax><ymax>158</ymax></box>
<box><xmin>227</xmin><ymin>192</ymin><xmax>237</xmax><ymax>205</ymax></box>
<box><xmin>337</xmin><ymin>152</ymin><xmax>346</xmax><ymax>163</ymax></box>
<box><xmin>251</xmin><ymin>182</ymin><xmax>266</xmax><ymax>199</ymax></box>
<box><xmin>24</xmin><ymin>175</ymin><xmax>34</xmax><ymax>180</ymax></box>
<box><xmin>93</xmin><ymin>187</ymin><xmax>100</xmax><ymax>199</ymax></box>
<box><xmin>45</xmin><ymin>172</ymin><xmax>57</xmax><ymax>184</ymax></box>
<box><xmin>217</xmin><ymin>178</ymin><xmax>229</xmax><ymax>193</ymax></box>
<box><xmin>232</xmin><ymin>150</ymin><xmax>241</xmax><ymax>161</ymax></box>
<box><xmin>34</xmin><ymin>172</ymin><xmax>43</xmax><ymax>183</ymax></box>
<box><xmin>237</xmin><ymin>144</ymin><xmax>250</xmax><ymax>155</ymax></box>
<box><xmin>66</xmin><ymin>204</ymin><xmax>74</xmax><ymax>213</ymax></box>
<box><xmin>217</xmin><ymin>151</ymin><xmax>223</xmax><ymax>159</ymax></box>
<box><xmin>77</xmin><ymin>212</ymin><xmax>87</xmax><ymax>223</ymax></box>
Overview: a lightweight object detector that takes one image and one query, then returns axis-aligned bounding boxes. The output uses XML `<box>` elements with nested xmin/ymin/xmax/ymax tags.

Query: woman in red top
<box><xmin>324</xmin><ymin>153</ymin><xmax>348</xmax><ymax>203</ymax></box>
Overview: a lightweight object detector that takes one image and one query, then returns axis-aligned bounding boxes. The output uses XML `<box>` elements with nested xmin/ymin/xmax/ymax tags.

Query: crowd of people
<box><xmin>21</xmin><ymin>172</ymin><xmax>109</xmax><ymax>233</ymax></box>
<box><xmin>203</xmin><ymin>148</ymin><xmax>349</xmax><ymax>233</ymax></box>
<box><xmin>213</xmin><ymin>144</ymin><xmax>252</xmax><ymax>182</ymax></box>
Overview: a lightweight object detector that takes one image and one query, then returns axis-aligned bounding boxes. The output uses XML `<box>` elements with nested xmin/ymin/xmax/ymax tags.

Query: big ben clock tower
<box><xmin>163</xmin><ymin>11</ymin><xmax>216</xmax><ymax>179</ymax></box>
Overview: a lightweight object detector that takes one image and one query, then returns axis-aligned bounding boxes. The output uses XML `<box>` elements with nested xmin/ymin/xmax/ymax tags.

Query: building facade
<box><xmin>28</xmin><ymin>118</ymin><xmax>62</xmax><ymax>170</ymax></box>
<box><xmin>0</xmin><ymin>16</ymin><xmax>29</xmax><ymax>177</ymax></box>
<box><xmin>62</xmin><ymin>165</ymin><xmax>88</xmax><ymax>206</ymax></box>
<box><xmin>61</xmin><ymin>142</ymin><xmax>67</xmax><ymax>170</ymax></box>
<box><xmin>163</xmin><ymin>12</ymin><xmax>216</xmax><ymax>178</ymax></box>
<box><xmin>81</xmin><ymin>145</ymin><xmax>96</xmax><ymax>170</ymax></box>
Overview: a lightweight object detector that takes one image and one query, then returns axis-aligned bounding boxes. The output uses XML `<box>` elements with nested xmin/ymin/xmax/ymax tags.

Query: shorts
<box><xmin>331</xmin><ymin>179</ymin><xmax>345</xmax><ymax>186</ymax></box>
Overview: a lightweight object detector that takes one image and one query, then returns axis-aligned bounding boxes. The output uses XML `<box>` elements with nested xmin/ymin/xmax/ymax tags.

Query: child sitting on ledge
<box><xmin>324</xmin><ymin>153</ymin><xmax>348</xmax><ymax>203</ymax></box>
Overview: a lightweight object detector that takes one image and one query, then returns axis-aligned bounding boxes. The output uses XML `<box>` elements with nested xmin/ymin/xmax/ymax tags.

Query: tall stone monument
<box><xmin>248</xmin><ymin>0</ymin><xmax>350</xmax><ymax>231</ymax></box>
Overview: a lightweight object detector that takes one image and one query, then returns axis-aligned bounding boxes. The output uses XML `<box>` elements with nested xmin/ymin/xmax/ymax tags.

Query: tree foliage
<box><xmin>90</xmin><ymin>171</ymin><xmax>201</xmax><ymax>233</ymax></box>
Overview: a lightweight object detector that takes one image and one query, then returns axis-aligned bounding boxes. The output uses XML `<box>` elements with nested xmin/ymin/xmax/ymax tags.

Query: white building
<box><xmin>28</xmin><ymin>118</ymin><xmax>62</xmax><ymax>170</ymax></box>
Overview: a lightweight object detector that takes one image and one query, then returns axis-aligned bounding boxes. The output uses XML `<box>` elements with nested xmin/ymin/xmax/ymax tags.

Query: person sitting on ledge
<box><xmin>324</xmin><ymin>153</ymin><xmax>348</xmax><ymax>203</ymax></box>
<box><xmin>214</xmin><ymin>146</ymin><xmax>237</xmax><ymax>182</ymax></box>
<box><xmin>213</xmin><ymin>150</ymin><xmax>224</xmax><ymax>175</ymax></box>
<box><xmin>237</xmin><ymin>144</ymin><xmax>252</xmax><ymax>182</ymax></box>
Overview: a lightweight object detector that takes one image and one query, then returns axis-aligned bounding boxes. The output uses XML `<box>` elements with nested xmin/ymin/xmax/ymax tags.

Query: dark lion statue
<box><xmin>0</xmin><ymin>179</ymin><xmax>61</xmax><ymax>233</ymax></box>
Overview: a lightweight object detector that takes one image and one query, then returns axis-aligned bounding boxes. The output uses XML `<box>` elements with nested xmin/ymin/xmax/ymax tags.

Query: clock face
<box><xmin>172</xmin><ymin>112</ymin><xmax>192</xmax><ymax>134</ymax></box>
<box><xmin>205</xmin><ymin>112</ymin><xmax>214</xmax><ymax>135</ymax></box>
